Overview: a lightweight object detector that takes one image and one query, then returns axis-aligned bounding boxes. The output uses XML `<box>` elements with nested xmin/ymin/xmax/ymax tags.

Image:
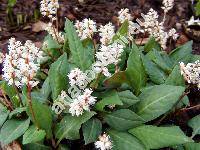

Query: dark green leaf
<box><xmin>129</xmin><ymin>125</ymin><xmax>193</xmax><ymax>149</ymax></box>
<box><xmin>0</xmin><ymin>103</ymin><xmax>10</xmax><ymax>127</ymax></box>
<box><xmin>185</xmin><ymin>142</ymin><xmax>200</xmax><ymax>150</ymax></box>
<box><xmin>49</xmin><ymin>53</ymin><xmax>69</xmax><ymax>100</ymax></box>
<box><xmin>55</xmin><ymin>111</ymin><xmax>96</xmax><ymax>145</ymax></box>
<box><xmin>23</xmin><ymin>125</ymin><xmax>46</xmax><ymax>144</ymax></box>
<box><xmin>165</xmin><ymin>65</ymin><xmax>185</xmax><ymax>86</ymax></box>
<box><xmin>41</xmin><ymin>77</ymin><xmax>51</xmax><ymax>100</ymax></box>
<box><xmin>108</xmin><ymin>130</ymin><xmax>146</xmax><ymax>150</ymax></box>
<box><xmin>105</xmin><ymin>109</ymin><xmax>145</xmax><ymax>131</ymax></box>
<box><xmin>104</xmin><ymin>71</ymin><xmax>127</xmax><ymax>88</ymax></box>
<box><xmin>126</xmin><ymin>45</ymin><xmax>146</xmax><ymax>95</ymax></box>
<box><xmin>95</xmin><ymin>91</ymin><xmax>123</xmax><ymax>111</ymax></box>
<box><xmin>118</xmin><ymin>90</ymin><xmax>140</xmax><ymax>108</ymax></box>
<box><xmin>188</xmin><ymin>115</ymin><xmax>200</xmax><ymax>137</ymax></box>
<box><xmin>169</xmin><ymin>41</ymin><xmax>193</xmax><ymax>66</ymax></box>
<box><xmin>137</xmin><ymin>85</ymin><xmax>185</xmax><ymax>122</ymax></box>
<box><xmin>82</xmin><ymin>118</ymin><xmax>102</xmax><ymax>144</ymax></box>
<box><xmin>144</xmin><ymin>37</ymin><xmax>161</xmax><ymax>52</ymax></box>
<box><xmin>142</xmin><ymin>55</ymin><xmax>167</xmax><ymax>84</ymax></box>
<box><xmin>26</xmin><ymin>100</ymin><xmax>52</xmax><ymax>139</ymax></box>
<box><xmin>23</xmin><ymin>143</ymin><xmax>51</xmax><ymax>150</ymax></box>
<box><xmin>0</xmin><ymin>119</ymin><xmax>30</xmax><ymax>145</ymax></box>
<box><xmin>65</xmin><ymin>19</ymin><xmax>93</xmax><ymax>70</ymax></box>
<box><xmin>9</xmin><ymin>107</ymin><xmax>26</xmax><ymax>119</ymax></box>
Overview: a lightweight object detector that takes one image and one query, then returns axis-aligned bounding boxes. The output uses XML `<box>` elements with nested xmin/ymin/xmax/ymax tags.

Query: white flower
<box><xmin>75</xmin><ymin>18</ymin><xmax>97</xmax><ymax>40</ymax></box>
<box><xmin>45</xmin><ymin>23</ymin><xmax>64</xmax><ymax>43</ymax></box>
<box><xmin>69</xmin><ymin>89</ymin><xmax>96</xmax><ymax>116</ymax></box>
<box><xmin>95</xmin><ymin>133</ymin><xmax>112</xmax><ymax>150</ymax></box>
<box><xmin>187</xmin><ymin>16</ymin><xmax>200</xmax><ymax>26</ymax></box>
<box><xmin>180</xmin><ymin>61</ymin><xmax>200</xmax><ymax>88</ymax></box>
<box><xmin>99</xmin><ymin>23</ymin><xmax>115</xmax><ymax>45</ymax></box>
<box><xmin>168</xmin><ymin>28</ymin><xmax>179</xmax><ymax>40</ymax></box>
<box><xmin>162</xmin><ymin>0</ymin><xmax>174</xmax><ymax>13</ymax></box>
<box><xmin>40</xmin><ymin>0</ymin><xmax>59</xmax><ymax>20</ymax></box>
<box><xmin>93</xmin><ymin>43</ymin><xmax>124</xmax><ymax>76</ymax></box>
<box><xmin>118</xmin><ymin>8</ymin><xmax>132</xmax><ymax>23</ymax></box>
<box><xmin>68</xmin><ymin>68</ymin><xmax>88</xmax><ymax>88</ymax></box>
<box><xmin>2</xmin><ymin>38</ymin><xmax>44</xmax><ymax>88</ymax></box>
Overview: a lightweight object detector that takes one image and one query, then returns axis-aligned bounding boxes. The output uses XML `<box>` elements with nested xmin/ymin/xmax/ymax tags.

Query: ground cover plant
<box><xmin>0</xmin><ymin>0</ymin><xmax>200</xmax><ymax>150</ymax></box>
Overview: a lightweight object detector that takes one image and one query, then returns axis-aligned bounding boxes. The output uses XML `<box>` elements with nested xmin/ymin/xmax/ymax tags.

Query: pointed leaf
<box><xmin>108</xmin><ymin>130</ymin><xmax>146</xmax><ymax>150</ymax></box>
<box><xmin>55</xmin><ymin>111</ymin><xmax>96</xmax><ymax>145</ymax></box>
<box><xmin>23</xmin><ymin>125</ymin><xmax>46</xmax><ymax>144</ymax></box>
<box><xmin>188</xmin><ymin>115</ymin><xmax>200</xmax><ymax>137</ymax></box>
<box><xmin>105</xmin><ymin>109</ymin><xmax>145</xmax><ymax>131</ymax></box>
<box><xmin>129</xmin><ymin>125</ymin><xmax>193</xmax><ymax>149</ymax></box>
<box><xmin>137</xmin><ymin>85</ymin><xmax>185</xmax><ymax>122</ymax></box>
<box><xmin>0</xmin><ymin>119</ymin><xmax>30</xmax><ymax>145</ymax></box>
<box><xmin>82</xmin><ymin>118</ymin><xmax>102</xmax><ymax>144</ymax></box>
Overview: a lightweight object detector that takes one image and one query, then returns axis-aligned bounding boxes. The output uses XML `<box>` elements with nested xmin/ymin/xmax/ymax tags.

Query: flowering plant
<box><xmin>0</xmin><ymin>0</ymin><xmax>200</xmax><ymax>150</ymax></box>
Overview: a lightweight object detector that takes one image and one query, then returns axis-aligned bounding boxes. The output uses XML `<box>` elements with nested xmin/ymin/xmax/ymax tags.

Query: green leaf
<box><xmin>23</xmin><ymin>125</ymin><xmax>46</xmax><ymax>144</ymax></box>
<box><xmin>144</xmin><ymin>37</ymin><xmax>161</xmax><ymax>52</ymax></box>
<box><xmin>185</xmin><ymin>142</ymin><xmax>200</xmax><ymax>150</ymax></box>
<box><xmin>108</xmin><ymin>130</ymin><xmax>146</xmax><ymax>150</ymax></box>
<box><xmin>136</xmin><ymin>85</ymin><xmax>185</xmax><ymax>122</ymax></box>
<box><xmin>169</xmin><ymin>41</ymin><xmax>193</xmax><ymax>66</ymax></box>
<box><xmin>195</xmin><ymin>0</ymin><xmax>200</xmax><ymax>16</ymax></box>
<box><xmin>65</xmin><ymin>19</ymin><xmax>93</xmax><ymax>70</ymax></box>
<box><xmin>129</xmin><ymin>125</ymin><xmax>193</xmax><ymax>149</ymax></box>
<box><xmin>58</xmin><ymin>144</ymin><xmax>70</xmax><ymax>150</ymax></box>
<box><xmin>23</xmin><ymin>143</ymin><xmax>51</xmax><ymax>150</ymax></box>
<box><xmin>112</xmin><ymin>20</ymin><xmax>129</xmax><ymax>43</ymax></box>
<box><xmin>118</xmin><ymin>90</ymin><xmax>140</xmax><ymax>108</ymax></box>
<box><xmin>0</xmin><ymin>104</ymin><xmax>10</xmax><ymax>127</ymax></box>
<box><xmin>43</xmin><ymin>35</ymin><xmax>61</xmax><ymax>58</ymax></box>
<box><xmin>105</xmin><ymin>109</ymin><xmax>145</xmax><ymax>131</ymax></box>
<box><xmin>104</xmin><ymin>71</ymin><xmax>127</xmax><ymax>88</ymax></box>
<box><xmin>26</xmin><ymin>100</ymin><xmax>52</xmax><ymax>139</ymax></box>
<box><xmin>9</xmin><ymin>107</ymin><xmax>26</xmax><ymax>119</ymax></box>
<box><xmin>165</xmin><ymin>65</ymin><xmax>185</xmax><ymax>86</ymax></box>
<box><xmin>188</xmin><ymin>115</ymin><xmax>200</xmax><ymax>137</ymax></box>
<box><xmin>41</xmin><ymin>77</ymin><xmax>51</xmax><ymax>100</ymax></box>
<box><xmin>82</xmin><ymin>118</ymin><xmax>102</xmax><ymax>144</ymax></box>
<box><xmin>126</xmin><ymin>45</ymin><xmax>146</xmax><ymax>95</ymax></box>
<box><xmin>55</xmin><ymin>111</ymin><xmax>96</xmax><ymax>145</ymax></box>
<box><xmin>95</xmin><ymin>91</ymin><xmax>123</xmax><ymax>111</ymax></box>
<box><xmin>142</xmin><ymin>55</ymin><xmax>167</xmax><ymax>84</ymax></box>
<box><xmin>49</xmin><ymin>53</ymin><xmax>69</xmax><ymax>100</ymax></box>
<box><xmin>0</xmin><ymin>119</ymin><xmax>30</xmax><ymax>145</ymax></box>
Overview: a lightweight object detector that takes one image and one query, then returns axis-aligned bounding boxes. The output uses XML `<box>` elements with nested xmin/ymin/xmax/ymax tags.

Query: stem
<box><xmin>27</xmin><ymin>83</ymin><xmax>39</xmax><ymax>128</ymax></box>
<box><xmin>155</xmin><ymin>91</ymin><xmax>189</xmax><ymax>126</ymax></box>
<box><xmin>13</xmin><ymin>83</ymin><xmax>23</xmax><ymax>106</ymax></box>
<box><xmin>92</xmin><ymin>39</ymin><xmax>97</xmax><ymax>61</ymax></box>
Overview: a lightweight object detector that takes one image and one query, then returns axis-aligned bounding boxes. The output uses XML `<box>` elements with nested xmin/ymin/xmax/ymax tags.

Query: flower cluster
<box><xmin>95</xmin><ymin>133</ymin><xmax>113</xmax><ymax>150</ymax></box>
<box><xmin>162</xmin><ymin>0</ymin><xmax>174</xmax><ymax>13</ymax></box>
<box><xmin>99</xmin><ymin>23</ymin><xmax>115</xmax><ymax>45</ymax></box>
<box><xmin>75</xmin><ymin>18</ymin><xmax>97</xmax><ymax>40</ymax></box>
<box><xmin>93</xmin><ymin>43</ymin><xmax>124</xmax><ymax>77</ymax></box>
<box><xmin>45</xmin><ymin>23</ymin><xmax>64</xmax><ymax>43</ymax></box>
<box><xmin>143</xmin><ymin>8</ymin><xmax>178</xmax><ymax>49</ymax></box>
<box><xmin>69</xmin><ymin>89</ymin><xmax>97</xmax><ymax>116</ymax></box>
<box><xmin>2</xmin><ymin>38</ymin><xmax>44</xmax><ymax>88</ymax></box>
<box><xmin>40</xmin><ymin>0</ymin><xmax>59</xmax><ymax>21</ymax></box>
<box><xmin>67</xmin><ymin>68</ymin><xmax>88</xmax><ymax>88</ymax></box>
<box><xmin>117</xmin><ymin>8</ymin><xmax>136</xmax><ymax>40</ymax></box>
<box><xmin>180</xmin><ymin>61</ymin><xmax>200</xmax><ymax>88</ymax></box>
